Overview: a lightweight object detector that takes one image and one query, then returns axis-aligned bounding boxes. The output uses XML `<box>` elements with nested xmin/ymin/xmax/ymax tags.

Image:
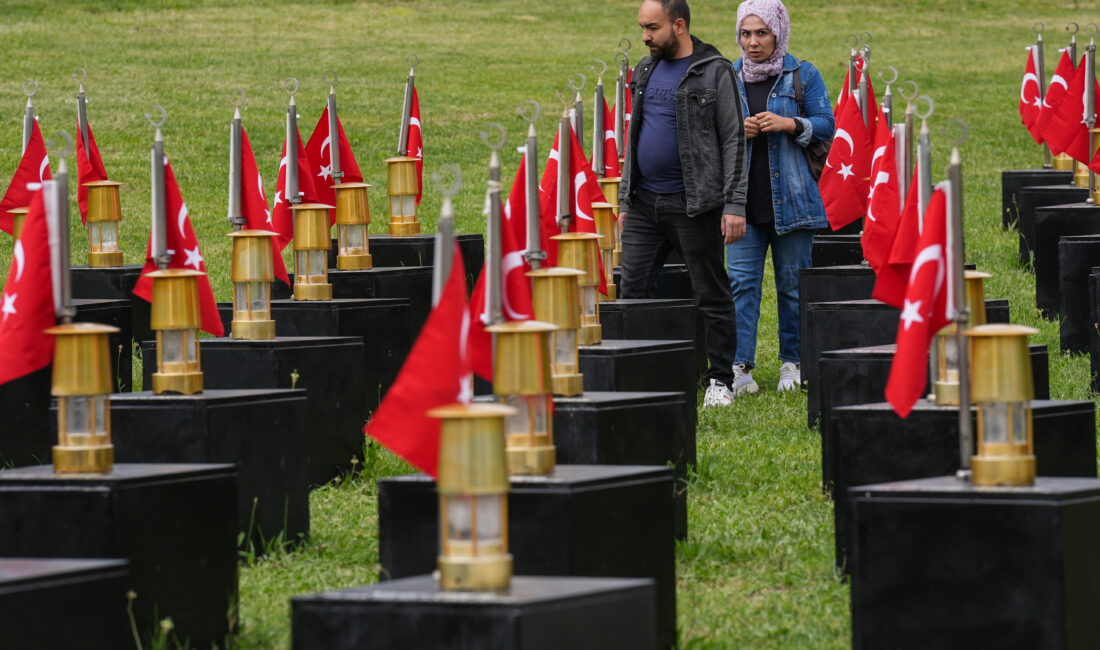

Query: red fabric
<box><xmin>1019</xmin><ymin>47</ymin><xmax>1044</xmax><ymax>143</ymax></box>
<box><xmin>1043</xmin><ymin>56</ymin><xmax>1096</xmax><ymax>163</ymax></box>
<box><xmin>624</xmin><ymin>67</ymin><xmax>633</xmax><ymax>151</ymax></box>
<box><xmin>820</xmin><ymin>97</ymin><xmax>872</xmax><ymax>230</ymax></box>
<box><xmin>240</xmin><ymin>128</ymin><xmax>289</xmax><ymax>287</ymax></box>
<box><xmin>862</xmin><ymin>109</ymin><xmax>901</xmax><ymax>273</ymax></box>
<box><xmin>600</xmin><ymin>97</ymin><xmax>621</xmax><ymax>178</ymax></box>
<box><xmin>0</xmin><ymin>189</ymin><xmax>55</xmax><ymax>385</ymax></box>
<box><xmin>872</xmin><ymin>173</ymin><xmax>921</xmax><ymax>308</ymax></box>
<box><xmin>407</xmin><ymin>88</ymin><xmax>424</xmax><ymax>206</ymax></box>
<box><xmin>305</xmin><ymin>104</ymin><xmax>364</xmax><ymax>225</ymax></box>
<box><xmin>271</xmin><ymin>127</ymin><xmax>319</xmax><ymax>252</ymax></box>
<box><xmin>133</xmin><ymin>158</ymin><xmax>224</xmax><ymax>337</ymax></box>
<box><xmin>885</xmin><ymin>186</ymin><xmax>951</xmax><ymax>418</ymax></box>
<box><xmin>1036</xmin><ymin>51</ymin><xmax>1075</xmax><ymax>142</ymax></box>
<box><xmin>0</xmin><ymin>118</ymin><xmax>52</xmax><ymax>235</ymax></box>
<box><xmin>364</xmin><ymin>249</ymin><xmax>470</xmax><ymax>478</ymax></box>
<box><xmin>835</xmin><ymin>67</ymin><xmax>850</xmax><ymax>116</ymax></box>
<box><xmin>466</xmin><ymin>158</ymin><xmax>537</xmax><ymax>381</ymax></box>
<box><xmin>536</xmin><ymin>126</ymin><xmax>609</xmax><ymax>294</ymax></box>
<box><xmin>75</xmin><ymin>122</ymin><xmax>109</xmax><ymax>226</ymax></box>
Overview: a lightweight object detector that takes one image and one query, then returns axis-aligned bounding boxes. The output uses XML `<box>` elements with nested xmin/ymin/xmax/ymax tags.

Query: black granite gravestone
<box><xmin>1002</xmin><ymin>168</ymin><xmax>1073</xmax><ymax>229</ymax></box>
<box><xmin>324</xmin><ymin>266</ymin><xmax>434</xmax><ymax>335</ymax></box>
<box><xmin>104</xmin><ymin>388</ymin><xmax>310</xmax><ymax>551</ymax></box>
<box><xmin>71</xmin><ymin>264</ymin><xmax>151</xmax><ymax>346</ymax></box>
<box><xmin>1091</xmin><ymin>267</ymin><xmax>1100</xmax><ymax>394</ymax></box>
<box><xmin>74</xmin><ymin>297</ymin><xmax>132</xmax><ymax>392</ymax></box>
<box><xmin>1057</xmin><ymin>235</ymin><xmax>1100</xmax><ymax>352</ymax></box>
<box><xmin>1016</xmin><ymin>185</ymin><xmax>1089</xmax><ymax>266</ymax></box>
<box><xmin>599</xmin><ymin>298</ymin><xmax>704</xmax><ymax>378</ymax></box>
<box><xmin>1032</xmin><ymin>205</ymin><xmax>1100</xmax><ymax>317</ymax></box>
<box><xmin>0</xmin><ymin>366</ymin><xmax>52</xmax><ymax>468</ymax></box>
<box><xmin>141</xmin><ymin>336</ymin><xmax>365</xmax><ymax>486</ymax></box>
<box><xmin>811</xmin><ymin>233</ymin><xmax>863</xmax><ymax>267</ymax></box>
<box><xmin>291</xmin><ymin>575</ymin><xmax>657</xmax><ymax>650</ymax></box>
<box><xmin>0</xmin><ymin>558</ymin><xmax>132</xmax><ymax>650</ymax></box>
<box><xmin>829</xmin><ymin>399</ymin><xmax>1096</xmax><ymax>571</ymax></box>
<box><xmin>377</xmin><ymin>465</ymin><xmax>676</xmax><ymax>649</ymax></box>
<box><xmin>0</xmin><ymin>464</ymin><xmax>238</xmax><ymax>648</ymax></box>
<box><xmin>354</xmin><ymin>233</ymin><xmax>484</xmax><ymax>293</ymax></box>
<box><xmin>613</xmin><ymin>264</ymin><xmax>693</xmax><ymax>300</ymax></box>
<box><xmin>849</xmin><ymin>476</ymin><xmax>1100</xmax><ymax>649</ymax></box>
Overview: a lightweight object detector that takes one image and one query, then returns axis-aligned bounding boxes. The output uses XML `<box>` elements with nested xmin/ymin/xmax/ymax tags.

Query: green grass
<box><xmin>2</xmin><ymin>1</ymin><xmax>1099</xmax><ymax>648</ymax></box>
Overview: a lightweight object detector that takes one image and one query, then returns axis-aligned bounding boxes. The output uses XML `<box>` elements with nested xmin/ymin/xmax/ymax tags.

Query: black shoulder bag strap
<box><xmin>791</xmin><ymin>58</ymin><xmax>830</xmax><ymax>181</ymax></box>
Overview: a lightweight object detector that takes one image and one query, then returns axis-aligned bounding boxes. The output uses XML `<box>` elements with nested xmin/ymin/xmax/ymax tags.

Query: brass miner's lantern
<box><xmin>50</xmin><ymin>322</ymin><xmax>118</xmax><ymax>474</ymax></box>
<box><xmin>591</xmin><ymin>202</ymin><xmax>618</xmax><ymax>301</ymax></box>
<box><xmin>291</xmin><ymin>203</ymin><xmax>334</xmax><ymax>300</ymax></box>
<box><xmin>10</xmin><ymin>206</ymin><xmax>29</xmax><ymax>240</ymax></box>
<box><xmin>149</xmin><ymin>269</ymin><xmax>204</xmax><ymax>395</ymax></box>
<box><xmin>931</xmin><ymin>270</ymin><xmax>991</xmax><ymax>405</ymax></box>
<box><xmin>385</xmin><ymin>156</ymin><xmax>420</xmax><ymax>236</ymax></box>
<box><xmin>228</xmin><ymin>229</ymin><xmax>278</xmax><ymax>340</ymax></box>
<box><xmin>528</xmin><ymin>267</ymin><xmax>584</xmax><ymax>397</ymax></box>
<box><xmin>334</xmin><ymin>182</ymin><xmax>373</xmax><ymax>270</ymax></box>
<box><xmin>552</xmin><ymin>232</ymin><xmax>603</xmax><ymax>345</ymax></box>
<box><xmin>85</xmin><ymin>180</ymin><xmax>124</xmax><ymax>267</ymax></box>
<box><xmin>598</xmin><ymin>176</ymin><xmax>622</xmax><ymax>266</ymax></box>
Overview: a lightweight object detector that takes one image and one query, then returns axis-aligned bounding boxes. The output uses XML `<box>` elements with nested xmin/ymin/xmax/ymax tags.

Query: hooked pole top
<box><xmin>73</xmin><ymin>68</ymin><xmax>87</xmax><ymax>93</ymax></box>
<box><xmin>878</xmin><ymin>65</ymin><xmax>898</xmax><ymax>87</ymax></box>
<box><xmin>568</xmin><ymin>73</ymin><xmax>586</xmax><ymax>94</ymax></box>
<box><xmin>517</xmin><ymin>99</ymin><xmax>541</xmax><ymax>124</ymax></box>
<box><xmin>146</xmin><ymin>105</ymin><xmax>167</xmax><ymax>140</ymax></box>
<box><xmin>899</xmin><ymin>80</ymin><xmax>919</xmax><ymax>103</ymax></box>
<box><xmin>406</xmin><ymin>53</ymin><xmax>419</xmax><ymax>76</ymax></box>
<box><xmin>480</xmin><ymin>123</ymin><xmax>506</xmax><ymax>152</ymax></box>
<box><xmin>433</xmin><ymin>163</ymin><xmax>462</xmax><ymax>199</ymax></box>
<box><xmin>939</xmin><ymin>118</ymin><xmax>967</xmax><ymax>148</ymax></box>
<box><xmin>916</xmin><ymin>95</ymin><xmax>934</xmax><ymax>123</ymax></box>
<box><xmin>323</xmin><ymin>69</ymin><xmax>338</xmax><ymax>93</ymax></box>
<box><xmin>227</xmin><ymin>87</ymin><xmax>245</xmax><ymax>116</ymax></box>
<box><xmin>23</xmin><ymin>79</ymin><xmax>37</xmax><ymax>99</ymax></box>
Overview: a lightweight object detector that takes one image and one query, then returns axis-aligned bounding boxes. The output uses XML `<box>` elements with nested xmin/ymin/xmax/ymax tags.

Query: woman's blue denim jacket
<box><xmin>733</xmin><ymin>53</ymin><xmax>835</xmax><ymax>234</ymax></box>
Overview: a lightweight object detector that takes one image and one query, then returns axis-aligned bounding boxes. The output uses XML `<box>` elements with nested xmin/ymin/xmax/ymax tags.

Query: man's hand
<box><xmin>722</xmin><ymin>214</ymin><xmax>746</xmax><ymax>244</ymax></box>
<box><xmin>618</xmin><ymin>211</ymin><xmax>627</xmax><ymax>235</ymax></box>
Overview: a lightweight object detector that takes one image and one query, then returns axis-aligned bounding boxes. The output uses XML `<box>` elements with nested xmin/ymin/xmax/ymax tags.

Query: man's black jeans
<box><xmin>619</xmin><ymin>187</ymin><xmax>736</xmax><ymax>388</ymax></box>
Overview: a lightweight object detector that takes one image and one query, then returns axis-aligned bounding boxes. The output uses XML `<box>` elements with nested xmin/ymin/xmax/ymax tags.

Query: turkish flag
<box><xmin>885</xmin><ymin>185</ymin><xmax>952</xmax><ymax>418</ymax></box>
<box><xmin>271</xmin><ymin>127</ymin><xmax>319</xmax><ymax>252</ymax></box>
<box><xmin>1019</xmin><ymin>47</ymin><xmax>1044</xmax><ymax>143</ymax></box>
<box><xmin>834</xmin><ymin>67</ymin><xmax>851</xmax><ymax>116</ymax></box>
<box><xmin>872</xmin><ymin>172</ymin><xmax>922</xmax><ymax>308</ymax></box>
<box><xmin>0</xmin><ymin>118</ymin><xmax>52</xmax><ymax>235</ymax></box>
<box><xmin>466</xmin><ymin>157</ymin><xmax>537</xmax><ymax>380</ymax></box>
<box><xmin>820</xmin><ymin>97</ymin><xmax>872</xmax><ymax>230</ymax></box>
<box><xmin>406</xmin><ymin>87</ymin><xmax>424</xmax><ymax>206</ymax></box>
<box><xmin>600</xmin><ymin>96</ymin><xmax>621</xmax><ymax>178</ymax></box>
<box><xmin>75</xmin><ymin>122</ymin><xmax>109</xmax><ymax>226</ymax></box>
<box><xmin>1043</xmin><ymin>56</ymin><xmax>1097</xmax><ymax>163</ymax></box>
<box><xmin>0</xmin><ymin>187</ymin><xmax>56</xmax><ymax>386</ymax></box>
<box><xmin>305</xmin><ymin>104</ymin><xmax>364</xmax><ymax>225</ymax></box>
<box><xmin>623</xmin><ymin>67</ymin><xmax>633</xmax><ymax>152</ymax></box>
<box><xmin>364</xmin><ymin>247</ymin><xmax>471</xmax><ymax>478</ymax></box>
<box><xmin>133</xmin><ymin>158</ymin><xmax>224</xmax><ymax>337</ymax></box>
<box><xmin>1036</xmin><ymin>50</ymin><xmax>1075</xmax><ymax>141</ymax></box>
<box><xmin>862</xmin><ymin>111</ymin><xmax>901</xmax><ymax>273</ymax></box>
<box><xmin>240</xmin><ymin>128</ymin><xmax>289</xmax><ymax>287</ymax></box>
<box><xmin>536</xmin><ymin>125</ymin><xmax>609</xmax><ymax>295</ymax></box>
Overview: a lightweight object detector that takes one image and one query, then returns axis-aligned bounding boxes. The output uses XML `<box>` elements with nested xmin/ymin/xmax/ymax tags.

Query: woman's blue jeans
<box><xmin>725</xmin><ymin>223</ymin><xmax>814</xmax><ymax>370</ymax></box>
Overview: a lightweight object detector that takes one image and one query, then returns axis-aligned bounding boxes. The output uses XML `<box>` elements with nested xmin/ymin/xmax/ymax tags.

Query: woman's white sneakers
<box><xmin>777</xmin><ymin>362</ymin><xmax>801</xmax><ymax>392</ymax></box>
<box><xmin>732</xmin><ymin>363</ymin><xmax>759</xmax><ymax>395</ymax></box>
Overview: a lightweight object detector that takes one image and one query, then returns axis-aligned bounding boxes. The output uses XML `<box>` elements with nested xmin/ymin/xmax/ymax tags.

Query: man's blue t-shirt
<box><xmin>636</xmin><ymin>55</ymin><xmax>692</xmax><ymax>193</ymax></box>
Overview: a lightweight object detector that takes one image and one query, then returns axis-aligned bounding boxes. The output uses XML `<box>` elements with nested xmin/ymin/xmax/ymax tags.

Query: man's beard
<box><xmin>649</xmin><ymin>35</ymin><xmax>679</xmax><ymax>61</ymax></box>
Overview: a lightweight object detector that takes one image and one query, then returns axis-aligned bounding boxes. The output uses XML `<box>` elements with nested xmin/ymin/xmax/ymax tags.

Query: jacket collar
<box><xmin>637</xmin><ymin>35</ymin><xmax>729</xmax><ymax>74</ymax></box>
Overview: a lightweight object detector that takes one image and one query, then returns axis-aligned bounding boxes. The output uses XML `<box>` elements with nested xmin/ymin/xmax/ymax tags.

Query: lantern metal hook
<box><xmin>282</xmin><ymin>77</ymin><xmax>299</xmax><ymax>96</ymax></box>
<box><xmin>1066</xmin><ymin>22</ymin><xmax>1079</xmax><ymax>35</ymax></box>
<box><xmin>878</xmin><ymin>65</ymin><xmax>898</xmax><ymax>86</ymax></box>
<box><xmin>591</xmin><ymin>59</ymin><xmax>607</xmax><ymax>77</ymax></box>
<box><xmin>568</xmin><ymin>73</ymin><xmax>586</xmax><ymax>94</ymax></box>
<box><xmin>939</xmin><ymin>119</ymin><xmax>968</xmax><ymax>147</ymax></box>
<box><xmin>517</xmin><ymin>100</ymin><xmax>541</xmax><ymax>124</ymax></box>
<box><xmin>145</xmin><ymin>105</ymin><xmax>167</xmax><ymax>129</ymax></box>
<box><xmin>406</xmin><ymin>53</ymin><xmax>420</xmax><ymax>69</ymax></box>
<box><xmin>323</xmin><ymin>69</ymin><xmax>338</xmax><ymax>85</ymax></box>
<box><xmin>22</xmin><ymin>80</ymin><xmax>37</xmax><ymax>98</ymax></box>
<box><xmin>916</xmin><ymin>95</ymin><xmax>934</xmax><ymax>120</ymax></box>
<box><xmin>899</xmin><ymin>80</ymin><xmax>919</xmax><ymax>102</ymax></box>
<box><xmin>1033</xmin><ymin>21</ymin><xmax>1045</xmax><ymax>34</ymax></box>
<box><xmin>46</xmin><ymin>131</ymin><xmax>73</xmax><ymax>160</ymax></box>
<box><xmin>480</xmin><ymin>123</ymin><xmax>506</xmax><ymax>151</ymax></box>
<box><xmin>73</xmin><ymin>68</ymin><xmax>87</xmax><ymax>84</ymax></box>
<box><xmin>433</xmin><ymin>164</ymin><xmax>462</xmax><ymax>199</ymax></box>
<box><xmin>227</xmin><ymin>87</ymin><xmax>245</xmax><ymax>108</ymax></box>
<box><xmin>618</xmin><ymin>38</ymin><xmax>631</xmax><ymax>54</ymax></box>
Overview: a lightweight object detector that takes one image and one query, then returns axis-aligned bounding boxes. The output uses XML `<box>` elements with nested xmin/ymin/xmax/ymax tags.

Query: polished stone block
<box><xmin>74</xmin><ymin>297</ymin><xmax>132</xmax><ymax>392</ymax></box>
<box><xmin>849</xmin><ymin>476</ymin><xmax>1100</xmax><ymax>649</ymax></box>
<box><xmin>1033</xmin><ymin>204</ymin><xmax>1100</xmax><ymax>317</ymax></box>
<box><xmin>104</xmin><ymin>388</ymin><xmax>310</xmax><ymax>551</ymax></box>
<box><xmin>830</xmin><ymin>399</ymin><xmax>1097</xmax><ymax>572</ymax></box>
<box><xmin>141</xmin><ymin>336</ymin><xmax>365</xmax><ymax>487</ymax></box>
<box><xmin>377</xmin><ymin>465</ymin><xmax>676</xmax><ymax>650</ymax></box>
<box><xmin>0</xmin><ymin>558</ymin><xmax>131</xmax><ymax>650</ymax></box>
<box><xmin>0</xmin><ymin>366</ymin><xmax>52</xmax><ymax>468</ymax></box>
<box><xmin>326</xmin><ymin>266</ymin><xmax>434</xmax><ymax>335</ymax></box>
<box><xmin>1017</xmin><ymin>185</ymin><xmax>1089</xmax><ymax>266</ymax></box>
<box><xmin>291</xmin><ymin>575</ymin><xmax>657</xmax><ymax>650</ymax></box>
<box><xmin>353</xmin><ymin>233</ymin><xmax>484</xmax><ymax>293</ymax></box>
<box><xmin>1002</xmin><ymin>168</ymin><xmax>1074</xmax><ymax>228</ymax></box>
<box><xmin>598</xmin><ymin>298</ymin><xmax>704</xmax><ymax>378</ymax></box>
<box><xmin>812</xmin><ymin>233</ymin><xmax>863</xmax><ymax>267</ymax></box>
<box><xmin>1091</xmin><ymin>267</ymin><xmax>1100</xmax><ymax>394</ymax></box>
<box><xmin>70</xmin><ymin>264</ymin><xmax>151</xmax><ymax>346</ymax></box>
<box><xmin>1058</xmin><ymin>235</ymin><xmax>1100</xmax><ymax>353</ymax></box>
<box><xmin>0</xmin><ymin>464</ymin><xmax>238</xmax><ymax>648</ymax></box>
<box><xmin>613</xmin><ymin>263</ymin><xmax>693</xmax><ymax>300</ymax></box>
<box><xmin>217</xmin><ymin>298</ymin><xmax>412</xmax><ymax>413</ymax></box>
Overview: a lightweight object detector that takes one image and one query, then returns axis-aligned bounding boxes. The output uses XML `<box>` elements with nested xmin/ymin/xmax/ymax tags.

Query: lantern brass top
<box><xmin>290</xmin><ymin>202</ymin><xmax>335</xmax><ymax>211</ymax></box>
<box><xmin>226</xmin><ymin>229</ymin><xmax>280</xmax><ymax>239</ymax></box>
<box><xmin>598</xmin><ymin>176</ymin><xmax>622</xmax><ymax>182</ymax></box>
<box><xmin>428</xmin><ymin>402</ymin><xmax>518</xmax><ymax>419</ymax></box>
<box><xmin>485</xmin><ymin>320</ymin><xmax>559</xmax><ymax>334</ymax></box>
<box><xmin>332</xmin><ymin>182</ymin><xmax>372</xmax><ymax>190</ymax></box>
<box><xmin>964</xmin><ymin>270</ymin><xmax>992</xmax><ymax>280</ymax></box>
<box><xmin>590</xmin><ymin>201</ymin><xmax>615</xmax><ymax>210</ymax></box>
<box><xmin>526</xmin><ymin>267</ymin><xmax>585</xmax><ymax>279</ymax></box>
<box><xmin>145</xmin><ymin>268</ymin><xmax>204</xmax><ymax>279</ymax></box>
<box><xmin>82</xmin><ymin>180</ymin><xmax>124</xmax><ymax>188</ymax></box>
<box><xmin>384</xmin><ymin>156</ymin><xmax>420</xmax><ymax>164</ymax></box>
<box><xmin>964</xmin><ymin>324</ymin><xmax>1039</xmax><ymax>337</ymax></box>
<box><xmin>8</xmin><ymin>206</ymin><xmax>29</xmax><ymax>215</ymax></box>
<box><xmin>550</xmin><ymin>232</ymin><xmax>603</xmax><ymax>242</ymax></box>
<box><xmin>45</xmin><ymin>322</ymin><xmax>121</xmax><ymax>336</ymax></box>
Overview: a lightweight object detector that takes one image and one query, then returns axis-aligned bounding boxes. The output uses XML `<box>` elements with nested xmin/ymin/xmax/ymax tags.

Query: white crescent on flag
<box><xmin>865</xmin><ymin>171</ymin><xmax>891</xmax><ymax>222</ymax></box>
<box><xmin>177</xmin><ymin>203</ymin><xmax>189</xmax><ymax>237</ymax></box>
<box><xmin>501</xmin><ymin>251</ymin><xmax>531</xmax><ymax>320</ymax></box>
<box><xmin>908</xmin><ymin>243</ymin><xmax>945</xmax><ymax>301</ymax></box>
<box><xmin>1020</xmin><ymin>72</ymin><xmax>1040</xmax><ymax>103</ymax></box>
<box><xmin>38</xmin><ymin>156</ymin><xmax>49</xmax><ymax>182</ymax></box>
<box><xmin>871</xmin><ymin>145</ymin><xmax>886</xmax><ymax>170</ymax></box>
<box><xmin>573</xmin><ymin>171</ymin><xmax>593</xmax><ymax>221</ymax></box>
<box><xmin>834</xmin><ymin>128</ymin><xmax>855</xmax><ymax>155</ymax></box>
<box><xmin>320</xmin><ymin>135</ymin><xmax>331</xmax><ymax>160</ymax></box>
<box><xmin>13</xmin><ymin>241</ymin><xmax>25</xmax><ymax>282</ymax></box>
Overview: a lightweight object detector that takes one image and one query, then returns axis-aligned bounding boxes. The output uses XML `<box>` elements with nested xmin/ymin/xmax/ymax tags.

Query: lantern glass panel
<box><xmin>162</xmin><ymin>329</ymin><xmax>183</xmax><ymax>364</ymax></box>
<box><xmin>99</xmin><ymin>222</ymin><xmax>119</xmax><ymax>251</ymax></box>
<box><xmin>582</xmin><ymin>286</ymin><xmax>597</xmax><ymax>318</ymax></box>
<box><xmin>504</xmin><ymin>394</ymin><xmax>550</xmax><ymax>440</ymax></box>
<box><xmin>234</xmin><ymin>283</ymin><xmax>248</xmax><ymax>319</ymax></box>
<box><xmin>250</xmin><ymin>282</ymin><xmax>269</xmax><ymax>314</ymax></box>
<box><xmin>940</xmin><ymin>336</ymin><xmax>959</xmax><ymax>382</ymax></box>
<box><xmin>980</xmin><ymin>401</ymin><xmax>1029</xmax><ymax>446</ymax></box>
<box><xmin>389</xmin><ymin>196</ymin><xmax>404</xmax><ymax>217</ymax></box>
<box><xmin>402</xmin><ymin>195</ymin><xmax>416</xmax><ymax>217</ymax></box>
<box><xmin>308</xmin><ymin>250</ymin><xmax>326</xmax><ymax>279</ymax></box>
<box><xmin>446</xmin><ymin>494</ymin><xmax>504</xmax><ymax>550</ymax></box>
<box><xmin>62</xmin><ymin>395</ymin><xmax>108</xmax><ymax>438</ymax></box>
<box><xmin>553</xmin><ymin>330</ymin><xmax>577</xmax><ymax>374</ymax></box>
<box><xmin>340</xmin><ymin>224</ymin><xmax>366</xmax><ymax>251</ymax></box>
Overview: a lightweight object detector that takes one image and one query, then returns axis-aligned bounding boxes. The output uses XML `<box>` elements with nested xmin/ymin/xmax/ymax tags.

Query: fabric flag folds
<box><xmin>1042</xmin><ymin>56</ymin><xmax>1097</xmax><ymax>163</ymax></box>
<box><xmin>862</xmin><ymin>111</ymin><xmax>901</xmax><ymax>273</ymax></box>
<box><xmin>885</xmin><ymin>186</ymin><xmax>952</xmax><ymax>418</ymax></box>
<box><xmin>75</xmin><ymin>121</ymin><xmax>109</xmax><ymax>225</ymax></box>
<box><xmin>0</xmin><ymin>118</ymin><xmax>52</xmax><ymax>235</ymax></box>
<box><xmin>600</xmin><ymin>97</ymin><xmax>621</xmax><ymax>178</ymax></box>
<box><xmin>872</xmin><ymin>173</ymin><xmax>922</xmax><ymax>309</ymax></box>
<box><xmin>305</xmin><ymin>105</ymin><xmax>364</xmax><ymax>224</ymax></box>
<box><xmin>1018</xmin><ymin>46</ymin><xmax>1044</xmax><ymax>143</ymax></box>
<box><xmin>271</xmin><ymin>128</ymin><xmax>319</xmax><ymax>252</ymax></box>
<box><xmin>820</xmin><ymin>96</ymin><xmax>872</xmax><ymax>230</ymax></box>
<box><xmin>364</xmin><ymin>248</ymin><xmax>471</xmax><ymax>478</ymax></box>
<box><xmin>133</xmin><ymin>159</ymin><xmax>224</xmax><ymax>337</ymax></box>
<box><xmin>0</xmin><ymin>188</ymin><xmax>55</xmax><ymax>386</ymax></box>
<box><xmin>1036</xmin><ymin>50</ymin><xmax>1075</xmax><ymax>142</ymax></box>
<box><xmin>407</xmin><ymin>88</ymin><xmax>424</xmax><ymax>206</ymax></box>
<box><xmin>239</xmin><ymin>128</ymin><xmax>289</xmax><ymax>286</ymax></box>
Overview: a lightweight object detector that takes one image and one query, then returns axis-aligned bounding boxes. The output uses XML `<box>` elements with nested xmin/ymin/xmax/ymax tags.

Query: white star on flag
<box><xmin>319</xmin><ymin>164</ymin><xmax>331</xmax><ymax>180</ymax></box>
<box><xmin>1</xmin><ymin>292</ymin><xmax>17</xmax><ymax>322</ymax></box>
<box><xmin>900</xmin><ymin>298</ymin><xmax>924</xmax><ymax>331</ymax></box>
<box><xmin>415</xmin><ymin>147</ymin><xmax>423</xmax><ymax>159</ymax></box>
<box><xmin>183</xmin><ymin>246</ymin><xmax>204</xmax><ymax>271</ymax></box>
<box><xmin>274</xmin><ymin>190</ymin><xmax>283</xmax><ymax>206</ymax></box>
<box><xmin>838</xmin><ymin>163</ymin><xmax>855</xmax><ymax>180</ymax></box>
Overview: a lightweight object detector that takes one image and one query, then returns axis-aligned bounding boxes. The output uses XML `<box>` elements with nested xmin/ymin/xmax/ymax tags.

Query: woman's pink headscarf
<box><xmin>737</xmin><ymin>0</ymin><xmax>790</xmax><ymax>83</ymax></box>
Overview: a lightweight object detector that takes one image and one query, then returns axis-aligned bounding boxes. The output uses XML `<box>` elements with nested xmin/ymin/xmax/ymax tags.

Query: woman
<box><xmin>727</xmin><ymin>0</ymin><xmax>834</xmax><ymax>394</ymax></box>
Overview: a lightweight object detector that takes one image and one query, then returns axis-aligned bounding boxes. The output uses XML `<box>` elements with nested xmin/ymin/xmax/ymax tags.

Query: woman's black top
<box><xmin>744</xmin><ymin>75</ymin><xmax>777</xmax><ymax>227</ymax></box>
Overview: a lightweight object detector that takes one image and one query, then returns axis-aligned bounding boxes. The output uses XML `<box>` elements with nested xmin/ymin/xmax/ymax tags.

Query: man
<box><xmin>618</xmin><ymin>0</ymin><xmax>747</xmax><ymax>407</ymax></box>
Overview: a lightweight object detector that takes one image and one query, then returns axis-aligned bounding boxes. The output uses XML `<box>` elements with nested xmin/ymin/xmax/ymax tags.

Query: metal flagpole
<box><xmin>614</xmin><ymin>41</ymin><xmax>631</xmax><ymax>163</ymax></box>
<box><xmin>482</xmin><ymin>124</ymin><xmax>506</xmax><ymax>327</ymax></box>
<box><xmin>74</xmin><ymin>69</ymin><xmax>89</xmax><ymax>156</ymax></box>
<box><xmin>592</xmin><ymin>61</ymin><xmax>607</xmax><ymax>177</ymax></box>
<box><xmin>900</xmin><ymin>80</ymin><xmax>919</xmax><ymax>199</ymax></box>
<box><xmin>22</xmin><ymin>80</ymin><xmax>37</xmax><ymax>156</ymax></box>
<box><xmin>284</xmin><ymin>78</ymin><xmax>301</xmax><ymax>208</ymax></box>
<box><xmin>398</xmin><ymin>54</ymin><xmax>418</xmax><ymax>156</ymax></box>
<box><xmin>557</xmin><ymin>104</ymin><xmax>573</xmax><ymax>234</ymax></box>
<box><xmin>431</xmin><ymin>165</ymin><xmax>460</xmax><ymax>306</ymax></box>
<box><xmin>943</xmin><ymin>121</ymin><xmax>971</xmax><ymax>472</ymax></box>
<box><xmin>879</xmin><ymin>66</ymin><xmax>897</xmax><ymax>130</ymax></box>
<box><xmin>147</xmin><ymin>106</ymin><xmax>169</xmax><ymax>271</ymax></box>
<box><xmin>518</xmin><ymin>101</ymin><xmax>545</xmax><ymax>271</ymax></box>
<box><xmin>1035</xmin><ymin>23</ymin><xmax>1053</xmax><ymax>168</ymax></box>
<box><xmin>570</xmin><ymin>74</ymin><xmax>586</xmax><ymax>154</ymax></box>
<box><xmin>915</xmin><ymin>96</ymin><xmax>934</xmax><ymax>222</ymax></box>
<box><xmin>227</xmin><ymin>89</ymin><xmax>245</xmax><ymax>231</ymax></box>
<box><xmin>46</xmin><ymin>132</ymin><xmax>75</xmax><ymax>323</ymax></box>
<box><xmin>1085</xmin><ymin>27</ymin><xmax>1096</xmax><ymax>204</ymax></box>
<box><xmin>857</xmin><ymin>45</ymin><xmax>871</xmax><ymax>127</ymax></box>
<box><xmin>325</xmin><ymin>70</ymin><xmax>343</xmax><ymax>185</ymax></box>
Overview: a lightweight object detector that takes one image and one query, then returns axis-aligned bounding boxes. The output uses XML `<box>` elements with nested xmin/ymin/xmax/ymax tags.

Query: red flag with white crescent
<box><xmin>0</xmin><ymin>187</ymin><xmax>56</xmax><ymax>386</ymax></box>
<box><xmin>407</xmin><ymin>88</ymin><xmax>424</xmax><ymax>206</ymax></box>
<box><xmin>872</xmin><ymin>171</ymin><xmax>922</xmax><ymax>309</ymax></box>
<box><xmin>600</xmin><ymin>96</ymin><xmax>621</xmax><ymax>178</ymax></box>
<box><xmin>75</xmin><ymin>121</ymin><xmax>109</xmax><ymax>226</ymax></box>
<box><xmin>819</xmin><ymin>97</ymin><xmax>872</xmax><ymax>230</ymax></box>
<box><xmin>1019</xmin><ymin>46</ymin><xmax>1044</xmax><ymax>143</ymax></box>
<box><xmin>240</xmin><ymin>127</ymin><xmax>290</xmax><ymax>287</ymax></box>
<box><xmin>271</xmin><ymin>128</ymin><xmax>319</xmax><ymax>252</ymax></box>
<box><xmin>1036</xmin><ymin>50</ymin><xmax>1075</xmax><ymax>140</ymax></box>
<box><xmin>1044</xmin><ymin>57</ymin><xmax>1098</xmax><ymax>164</ymax></box>
<box><xmin>862</xmin><ymin>109</ymin><xmax>901</xmax><ymax>273</ymax></box>
<box><xmin>0</xmin><ymin>118</ymin><xmax>52</xmax><ymax>235</ymax></box>
<box><xmin>305</xmin><ymin>105</ymin><xmax>364</xmax><ymax>225</ymax></box>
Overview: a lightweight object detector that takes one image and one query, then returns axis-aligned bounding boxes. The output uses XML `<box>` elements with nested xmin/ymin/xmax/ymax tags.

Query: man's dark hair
<box><xmin>658</xmin><ymin>0</ymin><xmax>690</xmax><ymax>29</ymax></box>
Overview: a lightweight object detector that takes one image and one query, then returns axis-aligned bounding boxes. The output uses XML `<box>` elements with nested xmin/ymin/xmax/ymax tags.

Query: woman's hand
<box><xmin>754</xmin><ymin>111</ymin><xmax>797</xmax><ymax>134</ymax></box>
<box><xmin>744</xmin><ymin>116</ymin><xmax>762</xmax><ymax>139</ymax></box>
